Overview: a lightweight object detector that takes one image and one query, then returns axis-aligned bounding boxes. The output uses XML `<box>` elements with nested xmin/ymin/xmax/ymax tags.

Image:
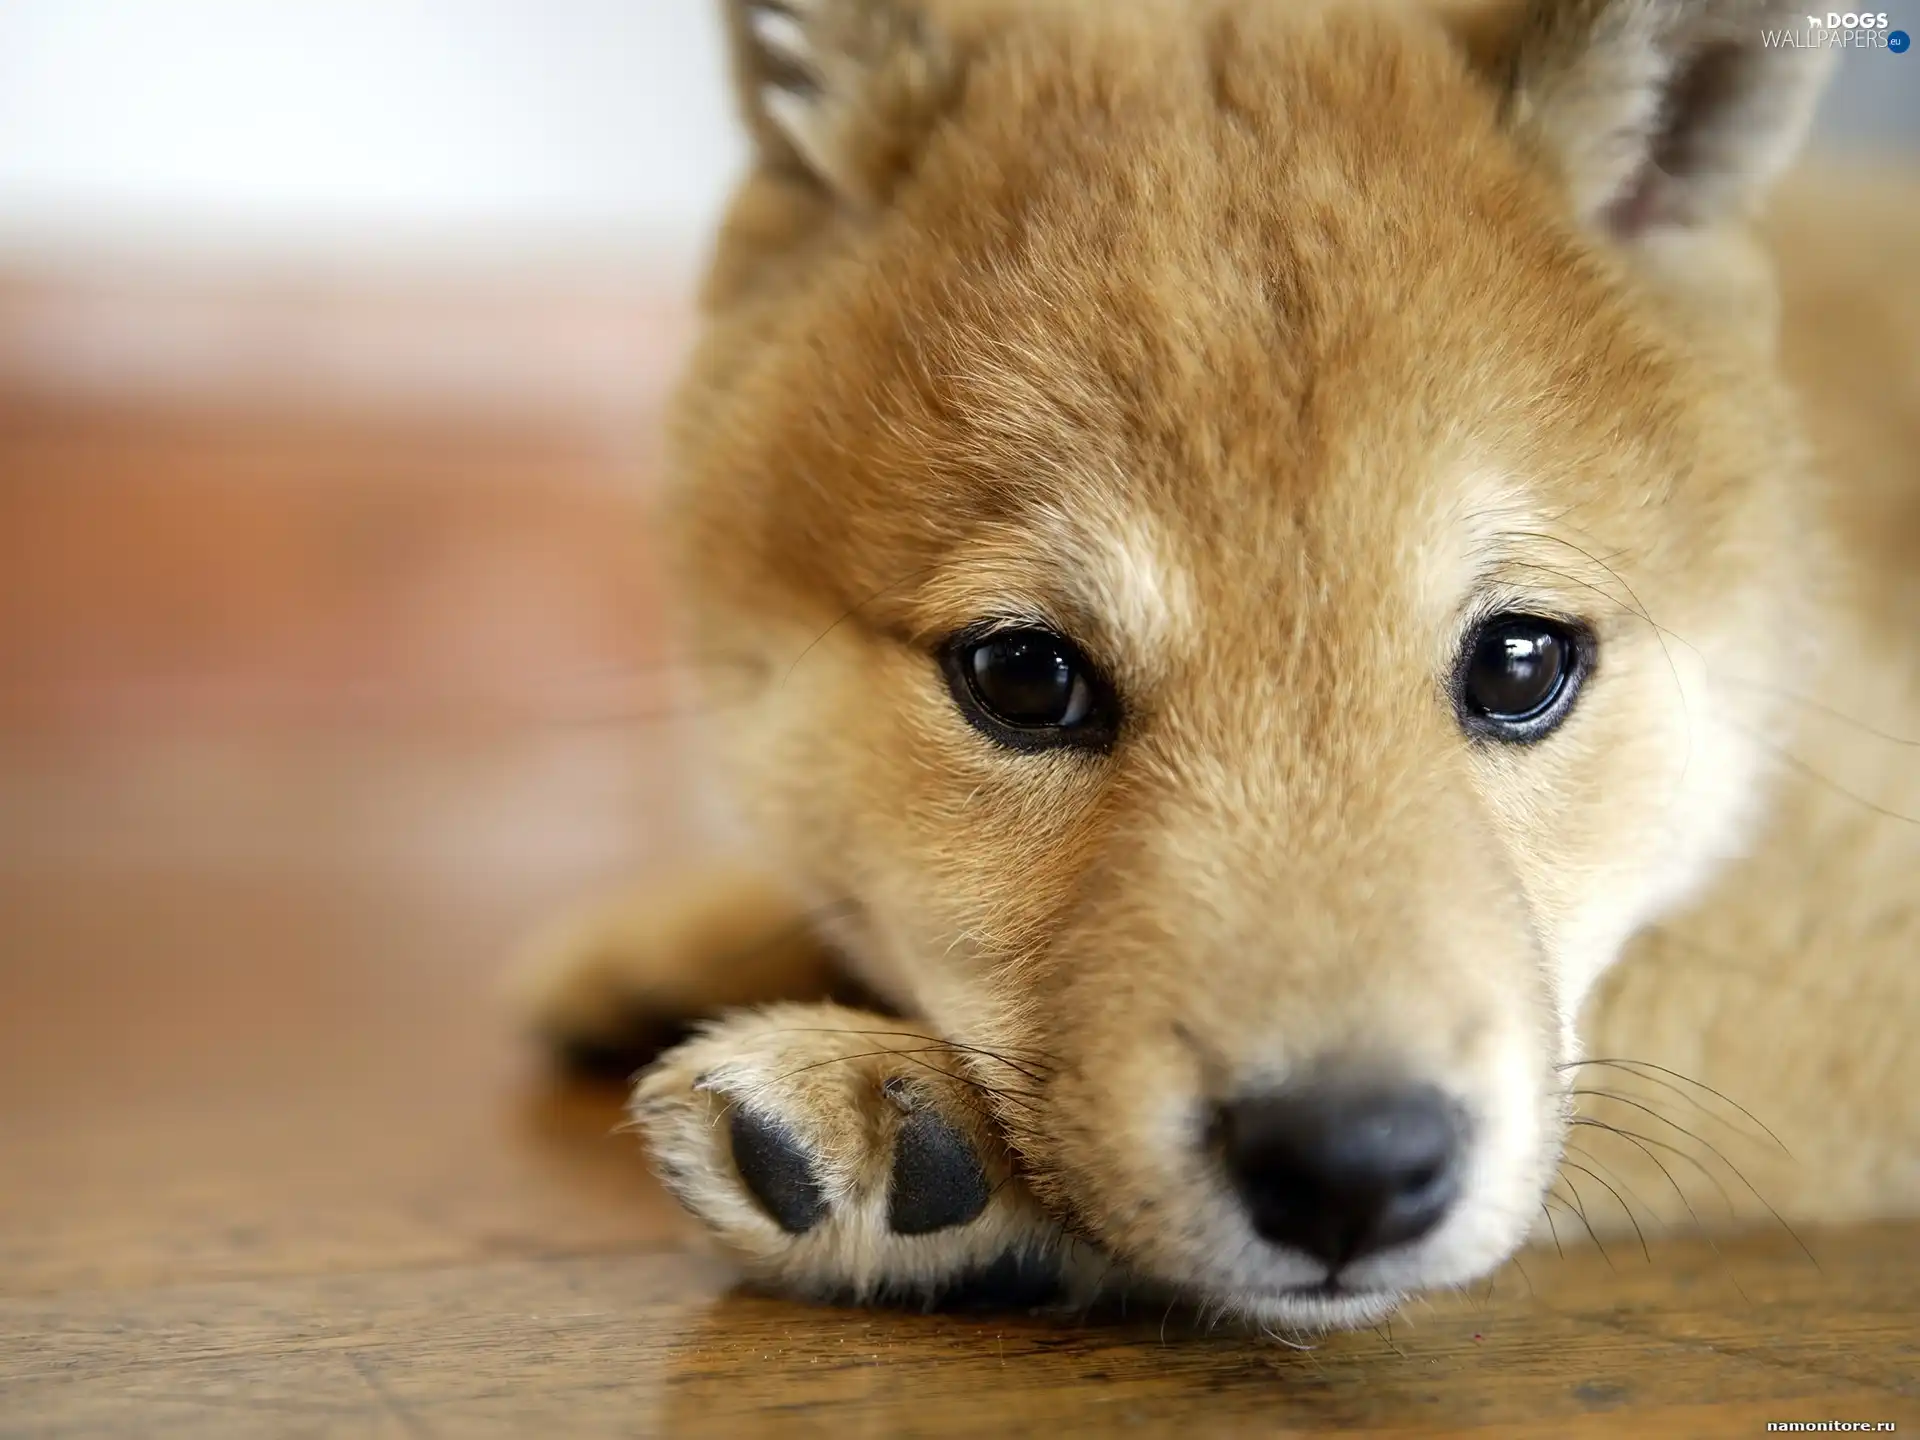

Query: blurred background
<box><xmin>0</xmin><ymin>1</ymin><xmax>1913</xmax><ymax>873</ymax></box>
<box><xmin>0</xmin><ymin>2</ymin><xmax>750</xmax><ymax>884</ymax></box>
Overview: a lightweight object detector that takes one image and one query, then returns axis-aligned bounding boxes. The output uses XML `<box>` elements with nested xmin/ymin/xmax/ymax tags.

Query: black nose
<box><xmin>1218</xmin><ymin>1081</ymin><xmax>1465</xmax><ymax>1267</ymax></box>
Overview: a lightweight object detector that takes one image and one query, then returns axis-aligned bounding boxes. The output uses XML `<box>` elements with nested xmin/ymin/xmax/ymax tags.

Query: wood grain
<box><xmin>0</xmin><ymin>397</ymin><xmax>1914</xmax><ymax>1438</ymax></box>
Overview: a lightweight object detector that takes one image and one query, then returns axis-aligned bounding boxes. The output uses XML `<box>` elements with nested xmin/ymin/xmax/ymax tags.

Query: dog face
<box><xmin>667</xmin><ymin>0</ymin><xmax>1827</xmax><ymax>1326</ymax></box>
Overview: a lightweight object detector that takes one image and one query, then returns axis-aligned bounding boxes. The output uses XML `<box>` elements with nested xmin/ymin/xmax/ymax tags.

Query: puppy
<box><xmin>519</xmin><ymin>0</ymin><xmax>1920</xmax><ymax>1330</ymax></box>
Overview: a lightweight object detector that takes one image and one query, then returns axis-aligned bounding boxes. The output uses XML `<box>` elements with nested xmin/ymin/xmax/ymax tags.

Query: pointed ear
<box><xmin>723</xmin><ymin>0</ymin><xmax>959</xmax><ymax>210</ymax></box>
<box><xmin>1475</xmin><ymin>0</ymin><xmax>1835</xmax><ymax>238</ymax></box>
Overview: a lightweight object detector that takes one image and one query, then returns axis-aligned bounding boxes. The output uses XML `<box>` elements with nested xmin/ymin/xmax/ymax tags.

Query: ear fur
<box><xmin>723</xmin><ymin>0</ymin><xmax>959</xmax><ymax>210</ymax></box>
<box><xmin>1471</xmin><ymin>0</ymin><xmax>1835</xmax><ymax>237</ymax></box>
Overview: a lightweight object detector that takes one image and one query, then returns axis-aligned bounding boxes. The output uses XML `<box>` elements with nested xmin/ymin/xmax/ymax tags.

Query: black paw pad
<box><xmin>729</xmin><ymin>1109</ymin><xmax>827</xmax><ymax>1233</ymax></box>
<box><xmin>887</xmin><ymin>1107</ymin><xmax>990</xmax><ymax>1235</ymax></box>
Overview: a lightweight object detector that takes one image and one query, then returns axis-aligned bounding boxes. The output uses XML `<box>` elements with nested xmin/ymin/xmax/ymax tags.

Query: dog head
<box><xmin>668</xmin><ymin>0</ymin><xmax>1830</xmax><ymax>1326</ymax></box>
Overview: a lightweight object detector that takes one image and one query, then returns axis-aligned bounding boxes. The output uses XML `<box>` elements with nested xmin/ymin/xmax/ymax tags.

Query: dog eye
<box><xmin>1457</xmin><ymin>615</ymin><xmax>1589</xmax><ymax>741</ymax></box>
<box><xmin>942</xmin><ymin>627</ymin><xmax>1117</xmax><ymax>752</ymax></box>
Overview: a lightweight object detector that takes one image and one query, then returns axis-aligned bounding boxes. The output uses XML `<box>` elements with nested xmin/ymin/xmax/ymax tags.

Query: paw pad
<box><xmin>887</xmin><ymin>1106</ymin><xmax>991</xmax><ymax>1235</ymax></box>
<box><xmin>729</xmin><ymin>1108</ymin><xmax>828</xmax><ymax>1234</ymax></box>
<box><xmin>727</xmin><ymin>1087</ymin><xmax>992</xmax><ymax>1238</ymax></box>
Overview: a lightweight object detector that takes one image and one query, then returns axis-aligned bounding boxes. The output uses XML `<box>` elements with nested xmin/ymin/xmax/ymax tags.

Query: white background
<box><xmin>0</xmin><ymin>0</ymin><xmax>743</xmax><ymax>268</ymax></box>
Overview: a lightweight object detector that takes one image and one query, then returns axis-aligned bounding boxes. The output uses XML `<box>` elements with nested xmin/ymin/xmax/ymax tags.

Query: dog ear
<box><xmin>1464</xmin><ymin>0</ymin><xmax>1835</xmax><ymax>238</ymax></box>
<box><xmin>723</xmin><ymin>0</ymin><xmax>959</xmax><ymax>210</ymax></box>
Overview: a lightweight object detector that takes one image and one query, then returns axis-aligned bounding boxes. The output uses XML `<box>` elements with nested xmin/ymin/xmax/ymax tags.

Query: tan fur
<box><xmin>519</xmin><ymin>0</ymin><xmax>1918</xmax><ymax>1329</ymax></box>
<box><xmin>512</xmin><ymin>867</ymin><xmax>840</xmax><ymax>1051</ymax></box>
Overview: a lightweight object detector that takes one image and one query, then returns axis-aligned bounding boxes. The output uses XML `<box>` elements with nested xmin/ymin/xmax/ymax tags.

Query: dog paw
<box><xmin>632</xmin><ymin>1003</ymin><xmax>1100</xmax><ymax>1309</ymax></box>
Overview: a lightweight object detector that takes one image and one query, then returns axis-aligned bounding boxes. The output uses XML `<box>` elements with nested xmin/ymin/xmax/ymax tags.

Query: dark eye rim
<box><xmin>1452</xmin><ymin>612</ymin><xmax>1596</xmax><ymax>745</ymax></box>
<box><xmin>938</xmin><ymin>623</ymin><xmax>1121</xmax><ymax>755</ymax></box>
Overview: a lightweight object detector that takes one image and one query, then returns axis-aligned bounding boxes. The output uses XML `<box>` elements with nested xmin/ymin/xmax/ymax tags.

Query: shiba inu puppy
<box><xmin>518</xmin><ymin>0</ymin><xmax>1919</xmax><ymax>1330</ymax></box>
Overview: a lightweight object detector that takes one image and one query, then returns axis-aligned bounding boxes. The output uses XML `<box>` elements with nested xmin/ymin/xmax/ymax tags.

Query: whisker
<box><xmin>761</xmin><ymin>1025</ymin><xmax>1063</xmax><ymax>1067</ymax></box>
<box><xmin>1372</xmin><ymin>1319</ymin><xmax>1407</xmax><ymax>1359</ymax></box>
<box><xmin>1550</xmin><ymin>1175</ymin><xmax>1615</xmax><ymax>1270</ymax></box>
<box><xmin>1568</xmin><ymin>1087</ymin><xmax>1799</xmax><ymax>1228</ymax></box>
<box><xmin>1557</xmin><ymin>1156</ymin><xmax>1651</xmax><ymax>1262</ymax></box>
<box><xmin>781</xmin><ymin>564</ymin><xmax>946</xmax><ymax>688</ymax></box>
<box><xmin>1572</xmin><ymin>1111</ymin><xmax>1823</xmax><ymax>1282</ymax></box>
<box><xmin>754</xmin><ymin>1046</ymin><xmax>1047</xmax><ymax>1116</ymax></box>
<box><xmin>1725</xmin><ymin>717</ymin><xmax>1919</xmax><ymax>825</ymax></box>
<box><xmin>1716</xmin><ymin>677</ymin><xmax>1920</xmax><ymax>748</ymax></box>
<box><xmin>1560</xmin><ymin>1057</ymin><xmax>1788</xmax><ymax>1153</ymax></box>
<box><xmin>1508</xmin><ymin>1248</ymin><xmax>1537</xmax><ymax>1301</ymax></box>
<box><xmin>884</xmin><ymin>1049</ymin><xmax>1050</xmax><ymax>1116</ymax></box>
<box><xmin>1258</xmin><ymin>1321</ymin><xmax>1321</xmax><ymax>1352</ymax></box>
<box><xmin>1568</xmin><ymin>1116</ymin><xmax>1741</xmax><ymax>1220</ymax></box>
<box><xmin>1505</xmin><ymin>533</ymin><xmax>1697</xmax><ymax>790</ymax></box>
<box><xmin>1499</xmin><ymin>559</ymin><xmax>1662</xmax><ymax>635</ymax></box>
<box><xmin>1570</xmin><ymin>1120</ymin><xmax>1704</xmax><ymax>1228</ymax></box>
<box><xmin>1497</xmin><ymin>562</ymin><xmax>1913</xmax><ymax>828</ymax></box>
<box><xmin>1570</xmin><ymin>1118</ymin><xmax>1755</xmax><ymax>1302</ymax></box>
<box><xmin>763</xmin><ymin>1027</ymin><xmax>1060</xmax><ymax>1085</ymax></box>
<box><xmin>1562</xmin><ymin>1141</ymin><xmax>1674</xmax><ymax>1237</ymax></box>
<box><xmin>1540</xmin><ymin>1200</ymin><xmax>1566</xmax><ymax>1260</ymax></box>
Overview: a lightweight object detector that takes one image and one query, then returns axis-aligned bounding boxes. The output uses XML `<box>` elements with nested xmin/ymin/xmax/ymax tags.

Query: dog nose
<box><xmin>1217</xmin><ymin>1081</ymin><xmax>1465</xmax><ymax>1267</ymax></box>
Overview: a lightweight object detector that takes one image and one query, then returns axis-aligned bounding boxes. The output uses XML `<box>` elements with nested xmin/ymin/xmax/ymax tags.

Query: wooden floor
<box><xmin>1</xmin><ymin>395</ymin><xmax>1915</xmax><ymax>1437</ymax></box>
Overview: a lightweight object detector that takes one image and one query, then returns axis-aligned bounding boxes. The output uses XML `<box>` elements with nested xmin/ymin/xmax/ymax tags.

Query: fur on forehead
<box><xmin>687</xmin><ymin>0</ymin><xmax>1793</xmax><ymax>637</ymax></box>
